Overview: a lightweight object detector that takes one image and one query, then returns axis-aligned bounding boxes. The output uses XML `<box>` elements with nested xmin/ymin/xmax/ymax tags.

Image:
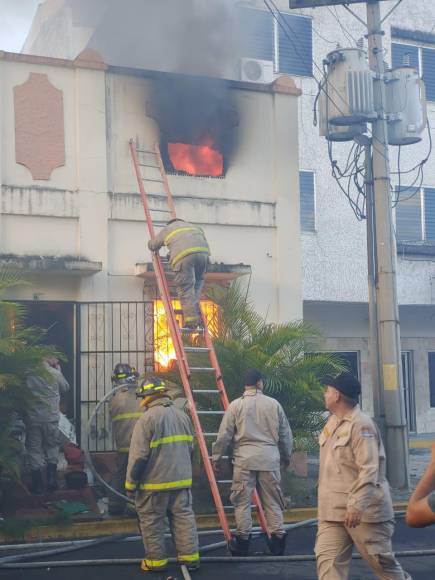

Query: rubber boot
<box><xmin>46</xmin><ymin>463</ymin><xmax>58</xmax><ymax>492</ymax></box>
<box><xmin>266</xmin><ymin>532</ymin><xmax>287</xmax><ymax>556</ymax></box>
<box><xmin>228</xmin><ymin>534</ymin><xmax>250</xmax><ymax>556</ymax></box>
<box><xmin>29</xmin><ymin>469</ymin><xmax>44</xmax><ymax>495</ymax></box>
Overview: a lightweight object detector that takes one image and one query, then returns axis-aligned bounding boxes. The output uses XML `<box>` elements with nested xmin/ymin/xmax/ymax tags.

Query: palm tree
<box><xmin>205</xmin><ymin>281</ymin><xmax>346</xmax><ymax>446</ymax></box>
<box><xmin>0</xmin><ymin>271</ymin><xmax>59</xmax><ymax>483</ymax></box>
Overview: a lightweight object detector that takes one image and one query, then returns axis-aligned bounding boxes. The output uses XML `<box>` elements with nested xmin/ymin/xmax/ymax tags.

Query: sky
<box><xmin>0</xmin><ymin>0</ymin><xmax>41</xmax><ymax>52</ymax></box>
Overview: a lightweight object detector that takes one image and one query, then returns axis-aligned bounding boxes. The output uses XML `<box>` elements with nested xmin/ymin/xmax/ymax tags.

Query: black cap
<box><xmin>244</xmin><ymin>368</ymin><xmax>265</xmax><ymax>387</ymax></box>
<box><xmin>327</xmin><ymin>372</ymin><xmax>361</xmax><ymax>400</ymax></box>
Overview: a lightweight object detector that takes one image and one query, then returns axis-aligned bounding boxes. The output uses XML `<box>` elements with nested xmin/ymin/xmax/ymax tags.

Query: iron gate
<box><xmin>78</xmin><ymin>301</ymin><xmax>154</xmax><ymax>450</ymax></box>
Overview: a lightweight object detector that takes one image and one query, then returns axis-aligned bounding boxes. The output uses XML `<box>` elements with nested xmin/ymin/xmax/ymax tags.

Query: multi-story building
<box><xmin>12</xmin><ymin>0</ymin><xmax>435</xmax><ymax>434</ymax></box>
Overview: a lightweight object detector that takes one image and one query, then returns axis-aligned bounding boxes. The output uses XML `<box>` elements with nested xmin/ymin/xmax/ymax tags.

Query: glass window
<box><xmin>299</xmin><ymin>170</ymin><xmax>316</xmax><ymax>232</ymax></box>
<box><xmin>428</xmin><ymin>352</ymin><xmax>435</xmax><ymax>407</ymax></box>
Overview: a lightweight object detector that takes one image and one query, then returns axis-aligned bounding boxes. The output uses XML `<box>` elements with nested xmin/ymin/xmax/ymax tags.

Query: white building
<box><xmin>13</xmin><ymin>0</ymin><xmax>435</xmax><ymax>434</ymax></box>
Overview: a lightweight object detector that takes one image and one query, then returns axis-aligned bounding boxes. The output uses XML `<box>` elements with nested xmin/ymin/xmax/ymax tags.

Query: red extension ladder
<box><xmin>129</xmin><ymin>139</ymin><xmax>269</xmax><ymax>542</ymax></box>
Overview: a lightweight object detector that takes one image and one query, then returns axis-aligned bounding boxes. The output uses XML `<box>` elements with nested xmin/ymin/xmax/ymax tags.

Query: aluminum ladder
<box><xmin>129</xmin><ymin>139</ymin><xmax>269</xmax><ymax>543</ymax></box>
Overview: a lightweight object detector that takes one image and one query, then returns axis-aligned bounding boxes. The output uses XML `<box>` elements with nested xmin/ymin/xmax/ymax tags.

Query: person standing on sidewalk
<box><xmin>406</xmin><ymin>444</ymin><xmax>435</xmax><ymax>527</ymax></box>
<box><xmin>25</xmin><ymin>357</ymin><xmax>70</xmax><ymax>494</ymax></box>
<box><xmin>315</xmin><ymin>372</ymin><xmax>411</xmax><ymax>580</ymax></box>
<box><xmin>108</xmin><ymin>363</ymin><xmax>140</xmax><ymax>515</ymax></box>
<box><xmin>212</xmin><ymin>369</ymin><xmax>293</xmax><ymax>556</ymax></box>
<box><xmin>125</xmin><ymin>376</ymin><xmax>199</xmax><ymax>574</ymax></box>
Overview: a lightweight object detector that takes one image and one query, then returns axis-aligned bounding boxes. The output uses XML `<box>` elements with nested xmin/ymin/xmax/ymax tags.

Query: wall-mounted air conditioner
<box><xmin>240</xmin><ymin>58</ymin><xmax>274</xmax><ymax>84</ymax></box>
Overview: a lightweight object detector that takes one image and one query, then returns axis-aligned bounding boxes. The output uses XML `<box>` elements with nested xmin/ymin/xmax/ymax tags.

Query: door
<box><xmin>402</xmin><ymin>351</ymin><xmax>416</xmax><ymax>432</ymax></box>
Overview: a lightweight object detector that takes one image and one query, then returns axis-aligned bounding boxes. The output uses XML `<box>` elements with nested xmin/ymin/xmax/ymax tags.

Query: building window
<box><xmin>239</xmin><ymin>7</ymin><xmax>313</xmax><ymax>77</ymax></box>
<box><xmin>395</xmin><ymin>187</ymin><xmax>435</xmax><ymax>242</ymax></box>
<box><xmin>333</xmin><ymin>351</ymin><xmax>360</xmax><ymax>379</ymax></box>
<box><xmin>428</xmin><ymin>352</ymin><xmax>435</xmax><ymax>407</ymax></box>
<box><xmin>300</xmin><ymin>170</ymin><xmax>316</xmax><ymax>232</ymax></box>
<box><xmin>392</xmin><ymin>42</ymin><xmax>435</xmax><ymax>101</ymax></box>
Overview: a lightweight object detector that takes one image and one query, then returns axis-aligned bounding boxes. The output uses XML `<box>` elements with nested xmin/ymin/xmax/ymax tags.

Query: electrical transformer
<box><xmin>319</xmin><ymin>88</ymin><xmax>367</xmax><ymax>141</ymax></box>
<box><xmin>385</xmin><ymin>66</ymin><xmax>427</xmax><ymax>146</ymax></box>
<box><xmin>321</xmin><ymin>48</ymin><xmax>376</xmax><ymax>126</ymax></box>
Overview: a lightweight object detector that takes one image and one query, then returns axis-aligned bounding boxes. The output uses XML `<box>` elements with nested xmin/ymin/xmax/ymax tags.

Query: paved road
<box><xmin>1</xmin><ymin>519</ymin><xmax>435</xmax><ymax>579</ymax></box>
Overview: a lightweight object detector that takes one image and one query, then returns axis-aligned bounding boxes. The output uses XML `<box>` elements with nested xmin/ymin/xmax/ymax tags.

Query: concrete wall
<box><xmin>0</xmin><ymin>53</ymin><xmax>302</xmax><ymax>322</ymax></box>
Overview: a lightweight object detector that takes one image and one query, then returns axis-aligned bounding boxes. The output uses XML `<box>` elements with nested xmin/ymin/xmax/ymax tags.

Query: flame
<box><xmin>153</xmin><ymin>300</ymin><xmax>219</xmax><ymax>370</ymax></box>
<box><xmin>168</xmin><ymin>139</ymin><xmax>223</xmax><ymax>177</ymax></box>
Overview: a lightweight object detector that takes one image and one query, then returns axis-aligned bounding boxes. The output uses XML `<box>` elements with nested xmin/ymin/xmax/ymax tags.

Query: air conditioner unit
<box><xmin>240</xmin><ymin>58</ymin><xmax>274</xmax><ymax>83</ymax></box>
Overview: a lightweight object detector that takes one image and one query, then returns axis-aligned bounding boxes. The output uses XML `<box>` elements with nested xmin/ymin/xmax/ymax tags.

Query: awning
<box><xmin>135</xmin><ymin>261</ymin><xmax>251</xmax><ymax>284</ymax></box>
<box><xmin>0</xmin><ymin>255</ymin><xmax>102</xmax><ymax>276</ymax></box>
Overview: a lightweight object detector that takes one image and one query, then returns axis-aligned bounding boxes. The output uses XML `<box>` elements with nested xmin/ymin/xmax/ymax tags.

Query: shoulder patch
<box><xmin>361</xmin><ymin>429</ymin><xmax>375</xmax><ymax>438</ymax></box>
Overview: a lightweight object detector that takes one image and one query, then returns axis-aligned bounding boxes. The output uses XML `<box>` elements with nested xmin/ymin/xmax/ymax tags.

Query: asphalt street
<box><xmin>1</xmin><ymin>519</ymin><xmax>435</xmax><ymax>580</ymax></box>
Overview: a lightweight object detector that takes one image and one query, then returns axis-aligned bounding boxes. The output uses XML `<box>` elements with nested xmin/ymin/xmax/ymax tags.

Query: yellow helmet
<box><xmin>136</xmin><ymin>376</ymin><xmax>167</xmax><ymax>399</ymax></box>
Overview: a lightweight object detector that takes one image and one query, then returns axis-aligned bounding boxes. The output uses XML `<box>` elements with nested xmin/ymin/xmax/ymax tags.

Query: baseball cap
<box><xmin>326</xmin><ymin>372</ymin><xmax>361</xmax><ymax>400</ymax></box>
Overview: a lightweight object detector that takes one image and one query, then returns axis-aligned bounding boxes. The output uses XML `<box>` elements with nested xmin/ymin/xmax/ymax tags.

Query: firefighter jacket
<box><xmin>125</xmin><ymin>397</ymin><xmax>194</xmax><ymax>492</ymax></box>
<box><xmin>148</xmin><ymin>219</ymin><xmax>210</xmax><ymax>269</ymax></box>
<box><xmin>26</xmin><ymin>363</ymin><xmax>70</xmax><ymax>424</ymax></box>
<box><xmin>109</xmin><ymin>385</ymin><xmax>143</xmax><ymax>453</ymax></box>
<box><xmin>212</xmin><ymin>389</ymin><xmax>293</xmax><ymax>471</ymax></box>
<box><xmin>318</xmin><ymin>405</ymin><xmax>394</xmax><ymax>523</ymax></box>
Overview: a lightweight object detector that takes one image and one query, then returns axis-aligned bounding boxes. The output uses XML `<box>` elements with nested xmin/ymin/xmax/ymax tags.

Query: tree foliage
<box><xmin>0</xmin><ymin>271</ymin><xmax>59</xmax><ymax>482</ymax></box>
<box><xmin>205</xmin><ymin>282</ymin><xmax>346</xmax><ymax>447</ymax></box>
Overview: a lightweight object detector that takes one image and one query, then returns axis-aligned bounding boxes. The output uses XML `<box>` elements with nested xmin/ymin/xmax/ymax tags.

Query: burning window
<box><xmin>153</xmin><ymin>299</ymin><xmax>219</xmax><ymax>371</ymax></box>
<box><xmin>167</xmin><ymin>139</ymin><xmax>224</xmax><ymax>177</ymax></box>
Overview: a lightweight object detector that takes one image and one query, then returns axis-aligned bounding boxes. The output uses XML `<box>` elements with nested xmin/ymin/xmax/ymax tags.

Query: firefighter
<box><xmin>25</xmin><ymin>357</ymin><xmax>70</xmax><ymax>494</ymax></box>
<box><xmin>315</xmin><ymin>372</ymin><xmax>411</xmax><ymax>580</ymax></box>
<box><xmin>212</xmin><ymin>369</ymin><xmax>293</xmax><ymax>557</ymax></box>
<box><xmin>148</xmin><ymin>218</ymin><xmax>210</xmax><ymax>329</ymax></box>
<box><xmin>108</xmin><ymin>363</ymin><xmax>140</xmax><ymax>515</ymax></box>
<box><xmin>126</xmin><ymin>376</ymin><xmax>199</xmax><ymax>573</ymax></box>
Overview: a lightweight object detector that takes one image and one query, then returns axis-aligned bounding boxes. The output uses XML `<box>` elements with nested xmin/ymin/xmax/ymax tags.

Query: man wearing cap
<box><xmin>212</xmin><ymin>369</ymin><xmax>293</xmax><ymax>556</ymax></box>
<box><xmin>125</xmin><ymin>376</ymin><xmax>199</xmax><ymax>574</ymax></box>
<box><xmin>316</xmin><ymin>372</ymin><xmax>411</xmax><ymax>580</ymax></box>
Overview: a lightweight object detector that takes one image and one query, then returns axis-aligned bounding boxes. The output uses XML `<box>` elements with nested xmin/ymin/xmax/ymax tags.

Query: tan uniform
<box><xmin>26</xmin><ymin>363</ymin><xmax>70</xmax><ymax>470</ymax></box>
<box><xmin>315</xmin><ymin>405</ymin><xmax>411</xmax><ymax>580</ymax></box>
<box><xmin>108</xmin><ymin>385</ymin><xmax>143</xmax><ymax>513</ymax></box>
<box><xmin>126</xmin><ymin>397</ymin><xmax>199</xmax><ymax>571</ymax></box>
<box><xmin>213</xmin><ymin>389</ymin><xmax>293</xmax><ymax>538</ymax></box>
<box><xmin>148</xmin><ymin>219</ymin><xmax>210</xmax><ymax>325</ymax></box>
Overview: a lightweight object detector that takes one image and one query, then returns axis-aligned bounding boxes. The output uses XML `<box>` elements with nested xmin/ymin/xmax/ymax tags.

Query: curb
<box><xmin>0</xmin><ymin>503</ymin><xmax>408</xmax><ymax>544</ymax></box>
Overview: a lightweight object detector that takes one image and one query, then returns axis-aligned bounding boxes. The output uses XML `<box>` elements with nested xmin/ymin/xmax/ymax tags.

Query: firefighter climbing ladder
<box><xmin>129</xmin><ymin>139</ymin><xmax>270</xmax><ymax>543</ymax></box>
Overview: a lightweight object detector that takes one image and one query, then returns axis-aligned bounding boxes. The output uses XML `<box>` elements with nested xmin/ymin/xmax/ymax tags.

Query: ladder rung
<box><xmin>138</xmin><ymin>163</ymin><xmax>158</xmax><ymax>168</ymax></box>
<box><xmin>149</xmin><ymin>208</ymin><xmax>172</xmax><ymax>213</ymax></box>
<box><xmin>142</xmin><ymin>177</ymin><xmax>164</xmax><ymax>183</ymax></box>
<box><xmin>209</xmin><ymin>455</ymin><xmax>229</xmax><ymax>459</ymax></box>
<box><xmin>223</xmin><ymin>505</ymin><xmax>256</xmax><ymax>510</ymax></box>
<box><xmin>203</xmin><ymin>433</ymin><xmax>219</xmax><ymax>437</ymax></box>
<box><xmin>136</xmin><ymin>149</ymin><xmax>156</xmax><ymax>155</ymax></box>
<box><xmin>185</xmin><ymin>347</ymin><xmax>210</xmax><ymax>353</ymax></box>
<box><xmin>190</xmin><ymin>367</ymin><xmax>215</xmax><ymax>372</ymax></box>
<box><xmin>197</xmin><ymin>411</ymin><xmax>225</xmax><ymax>415</ymax></box>
<box><xmin>192</xmin><ymin>389</ymin><xmax>220</xmax><ymax>394</ymax></box>
<box><xmin>180</xmin><ymin>328</ymin><xmax>205</xmax><ymax>334</ymax></box>
<box><xmin>217</xmin><ymin>480</ymin><xmax>232</xmax><ymax>484</ymax></box>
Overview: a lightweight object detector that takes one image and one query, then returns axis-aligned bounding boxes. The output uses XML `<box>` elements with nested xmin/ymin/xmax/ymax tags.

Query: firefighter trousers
<box><xmin>173</xmin><ymin>253</ymin><xmax>208</xmax><ymax>325</ymax></box>
<box><xmin>108</xmin><ymin>452</ymin><xmax>129</xmax><ymax>514</ymax></box>
<box><xmin>230</xmin><ymin>467</ymin><xmax>286</xmax><ymax>539</ymax></box>
<box><xmin>135</xmin><ymin>488</ymin><xmax>199</xmax><ymax>570</ymax></box>
<box><xmin>26</xmin><ymin>421</ymin><xmax>60</xmax><ymax>470</ymax></box>
<box><xmin>315</xmin><ymin>520</ymin><xmax>412</xmax><ymax>580</ymax></box>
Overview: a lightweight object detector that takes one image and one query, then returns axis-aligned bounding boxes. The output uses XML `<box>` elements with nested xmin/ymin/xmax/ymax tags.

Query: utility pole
<box><xmin>289</xmin><ymin>0</ymin><xmax>409</xmax><ymax>488</ymax></box>
<box><xmin>366</xmin><ymin>0</ymin><xmax>408</xmax><ymax>489</ymax></box>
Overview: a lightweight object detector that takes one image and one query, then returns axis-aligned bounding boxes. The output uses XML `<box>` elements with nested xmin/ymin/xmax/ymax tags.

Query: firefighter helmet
<box><xmin>111</xmin><ymin>363</ymin><xmax>138</xmax><ymax>385</ymax></box>
<box><xmin>136</xmin><ymin>376</ymin><xmax>167</xmax><ymax>398</ymax></box>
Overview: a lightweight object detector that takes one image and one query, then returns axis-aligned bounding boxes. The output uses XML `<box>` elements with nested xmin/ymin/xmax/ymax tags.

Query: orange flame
<box><xmin>168</xmin><ymin>139</ymin><xmax>223</xmax><ymax>177</ymax></box>
<box><xmin>153</xmin><ymin>300</ymin><xmax>219</xmax><ymax>370</ymax></box>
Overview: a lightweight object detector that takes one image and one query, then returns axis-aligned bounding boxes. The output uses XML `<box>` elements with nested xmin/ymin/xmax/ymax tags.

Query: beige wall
<box><xmin>0</xmin><ymin>54</ymin><xmax>302</xmax><ymax>322</ymax></box>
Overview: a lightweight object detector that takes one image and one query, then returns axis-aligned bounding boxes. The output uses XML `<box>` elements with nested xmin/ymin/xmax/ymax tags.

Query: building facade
<box><xmin>14</xmin><ymin>0</ymin><xmax>435</xmax><ymax>434</ymax></box>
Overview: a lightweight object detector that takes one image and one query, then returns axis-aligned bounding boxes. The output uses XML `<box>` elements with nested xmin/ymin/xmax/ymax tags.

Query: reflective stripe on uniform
<box><xmin>171</xmin><ymin>246</ymin><xmax>209</xmax><ymax>267</ymax></box>
<box><xmin>164</xmin><ymin>227</ymin><xmax>202</xmax><ymax>245</ymax></box>
<box><xmin>118</xmin><ymin>447</ymin><xmax>130</xmax><ymax>453</ymax></box>
<box><xmin>125</xmin><ymin>480</ymin><xmax>137</xmax><ymax>490</ymax></box>
<box><xmin>142</xmin><ymin>558</ymin><xmax>168</xmax><ymax>569</ymax></box>
<box><xmin>178</xmin><ymin>552</ymin><xmax>200</xmax><ymax>562</ymax></box>
<box><xmin>138</xmin><ymin>478</ymin><xmax>192</xmax><ymax>491</ymax></box>
<box><xmin>112</xmin><ymin>412</ymin><xmax>142</xmax><ymax>422</ymax></box>
<box><xmin>149</xmin><ymin>434</ymin><xmax>193</xmax><ymax>448</ymax></box>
